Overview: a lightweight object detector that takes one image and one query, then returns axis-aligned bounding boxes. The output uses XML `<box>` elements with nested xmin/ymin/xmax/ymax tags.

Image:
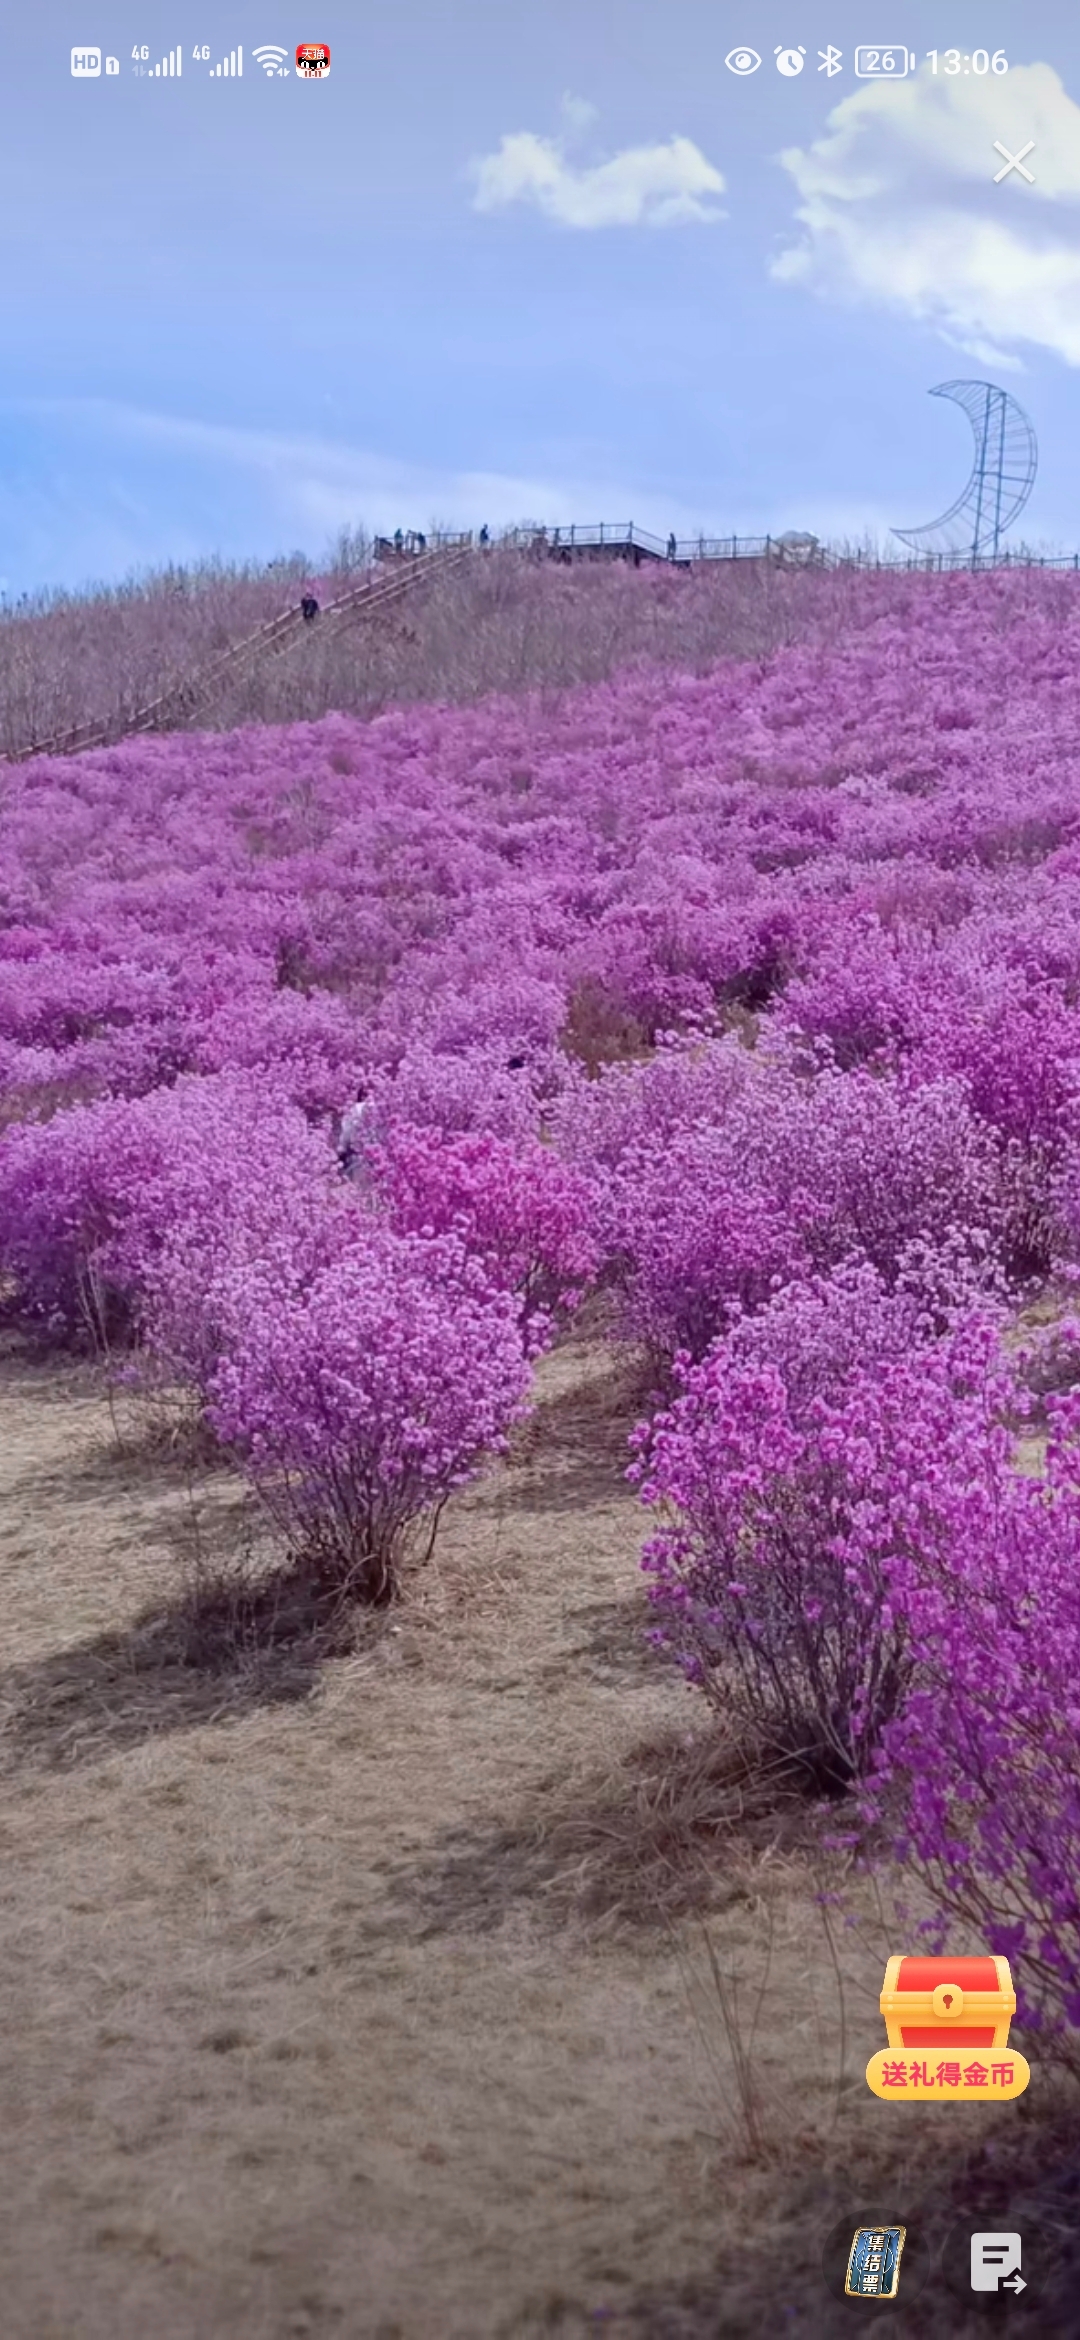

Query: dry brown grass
<box><xmin>1</xmin><ymin>1326</ymin><xmax>1076</xmax><ymax>2338</ymax></box>
<box><xmin>0</xmin><ymin>558</ymin><xmax>302</xmax><ymax>759</ymax></box>
<box><xmin>0</xmin><ymin>547</ymin><xmax>972</xmax><ymax>761</ymax></box>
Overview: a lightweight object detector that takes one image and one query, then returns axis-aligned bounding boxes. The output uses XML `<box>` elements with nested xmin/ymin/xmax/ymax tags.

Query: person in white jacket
<box><xmin>337</xmin><ymin>1091</ymin><xmax>374</xmax><ymax>1184</ymax></box>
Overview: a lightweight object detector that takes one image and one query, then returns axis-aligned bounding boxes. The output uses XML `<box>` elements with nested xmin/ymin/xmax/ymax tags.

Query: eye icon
<box><xmin>725</xmin><ymin>46</ymin><xmax>762</xmax><ymax>74</ymax></box>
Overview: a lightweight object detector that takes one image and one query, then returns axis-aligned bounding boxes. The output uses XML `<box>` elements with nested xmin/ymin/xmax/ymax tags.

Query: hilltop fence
<box><xmin>454</xmin><ymin>522</ymin><xmax>1080</xmax><ymax>573</ymax></box>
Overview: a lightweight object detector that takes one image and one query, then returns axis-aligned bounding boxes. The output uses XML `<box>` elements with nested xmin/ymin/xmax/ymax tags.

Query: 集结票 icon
<box><xmin>845</xmin><ymin>2227</ymin><xmax>906</xmax><ymax>2299</ymax></box>
<box><xmin>866</xmin><ymin>1957</ymin><xmax>1030</xmax><ymax>2101</ymax></box>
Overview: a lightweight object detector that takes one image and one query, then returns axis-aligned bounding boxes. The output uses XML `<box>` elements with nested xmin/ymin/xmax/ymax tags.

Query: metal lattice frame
<box><xmin>893</xmin><ymin>381</ymin><xmax>1037</xmax><ymax>562</ymax></box>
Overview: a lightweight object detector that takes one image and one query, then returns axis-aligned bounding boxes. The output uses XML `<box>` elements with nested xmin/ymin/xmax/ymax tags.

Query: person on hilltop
<box><xmin>667</xmin><ymin>532</ymin><xmax>677</xmax><ymax>561</ymax></box>
<box><xmin>393</xmin><ymin>527</ymin><xmax>404</xmax><ymax>555</ymax></box>
<box><xmin>479</xmin><ymin>524</ymin><xmax>490</xmax><ymax>547</ymax></box>
<box><xmin>300</xmin><ymin>593</ymin><xmax>319</xmax><ymax>623</ymax></box>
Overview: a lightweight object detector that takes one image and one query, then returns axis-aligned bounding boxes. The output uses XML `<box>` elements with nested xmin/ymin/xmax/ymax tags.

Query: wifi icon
<box><xmin>252</xmin><ymin>44</ymin><xmax>289</xmax><ymax>76</ymax></box>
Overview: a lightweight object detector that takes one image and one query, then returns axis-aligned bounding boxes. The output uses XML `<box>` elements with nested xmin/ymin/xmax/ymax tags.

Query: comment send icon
<box><xmin>971</xmin><ymin>2232</ymin><xmax>1026</xmax><ymax>2294</ymax></box>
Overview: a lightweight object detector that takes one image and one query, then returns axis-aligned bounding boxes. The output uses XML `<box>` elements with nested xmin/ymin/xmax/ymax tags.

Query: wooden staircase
<box><xmin>15</xmin><ymin>539</ymin><xmax>475</xmax><ymax>762</ymax></box>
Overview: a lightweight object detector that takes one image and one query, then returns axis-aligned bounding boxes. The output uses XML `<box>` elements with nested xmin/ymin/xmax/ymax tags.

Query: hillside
<box><xmin>3</xmin><ymin>565</ymin><xmax>1080</xmax><ymax>2334</ymax></box>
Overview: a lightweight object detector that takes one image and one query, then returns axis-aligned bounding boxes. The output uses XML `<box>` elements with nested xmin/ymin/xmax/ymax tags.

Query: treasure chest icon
<box><xmin>879</xmin><ymin>1956</ymin><xmax>1015</xmax><ymax>2053</ymax></box>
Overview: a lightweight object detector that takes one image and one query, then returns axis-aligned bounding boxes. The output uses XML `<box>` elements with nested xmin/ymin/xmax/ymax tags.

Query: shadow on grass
<box><xmin>0</xmin><ymin>1555</ymin><xmax>387</xmax><ymax>1772</ymax></box>
<box><xmin>4</xmin><ymin>1375</ymin><xmax>237</xmax><ymax>1502</ymax></box>
<box><xmin>540</xmin><ymin>1588</ymin><xmax>662</xmax><ymax>1687</ymax></box>
<box><xmin>508</xmin><ymin>1355</ymin><xmax>654</xmax><ymax>1516</ymax></box>
<box><xmin>378</xmin><ymin>1726</ymin><xmax>814</xmax><ymax>1939</ymax></box>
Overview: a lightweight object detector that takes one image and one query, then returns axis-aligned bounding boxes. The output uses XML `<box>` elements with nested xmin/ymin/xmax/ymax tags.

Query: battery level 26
<box><xmin>854</xmin><ymin>46</ymin><xmax>914</xmax><ymax>77</ymax></box>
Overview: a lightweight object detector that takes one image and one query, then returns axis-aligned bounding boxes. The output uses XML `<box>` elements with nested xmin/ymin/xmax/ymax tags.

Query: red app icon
<box><xmin>296</xmin><ymin>42</ymin><xmax>330</xmax><ymax>78</ymax></box>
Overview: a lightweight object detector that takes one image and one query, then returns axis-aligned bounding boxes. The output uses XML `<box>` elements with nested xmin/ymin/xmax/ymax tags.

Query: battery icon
<box><xmin>854</xmin><ymin>45</ymin><xmax>913</xmax><ymax>76</ymax></box>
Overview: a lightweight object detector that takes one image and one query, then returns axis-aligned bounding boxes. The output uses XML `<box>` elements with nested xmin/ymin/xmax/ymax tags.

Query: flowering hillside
<box><xmin>6</xmin><ymin>564</ymin><xmax>1080</xmax><ymax>2043</ymax></box>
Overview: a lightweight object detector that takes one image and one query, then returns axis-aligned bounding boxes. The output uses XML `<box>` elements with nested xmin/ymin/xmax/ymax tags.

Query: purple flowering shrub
<box><xmin>782</xmin><ymin>923</ymin><xmax>930</xmax><ymax>1069</ymax></box>
<box><xmin>613</xmin><ymin>1128</ymin><xmax>813</xmax><ymax>1362</ymax></box>
<box><xmin>371</xmin><ymin>1123</ymin><xmax>597</xmax><ymax>1342</ymax></box>
<box><xmin>631</xmin><ymin>1310</ymin><xmax>1002</xmax><ymax>1791</ymax></box>
<box><xmin>636</xmin><ymin>1285</ymin><xmax>1080</xmax><ymax>2046</ymax></box>
<box><xmin>549</xmin><ymin>1032</ymin><xmax>754</xmax><ymax>1184</ymax></box>
<box><xmin>0</xmin><ymin>1065</ymin><xmax>533</xmax><ymax>1608</ymax></box>
<box><xmin>863</xmin><ymin>1371</ymin><xmax>1080</xmax><ymax>2050</ymax></box>
<box><xmin>186</xmin><ymin>984</ymin><xmax>364</xmax><ymax>1116</ymax></box>
<box><xmin>366</xmin><ymin>1044</ymin><xmax>546</xmax><ymax>1146</ymax></box>
<box><xmin>600</xmin><ymin>1056</ymin><xmax>1001</xmax><ymax>1363</ymax></box>
<box><xmin>136</xmin><ymin>1170</ymin><xmax>357</xmax><ymax>1401</ymax></box>
<box><xmin>717</xmin><ymin>1251</ymin><xmax>1001</xmax><ymax>1409</ymax></box>
<box><xmin>207</xmin><ymin>1227</ymin><xmax>530</xmax><ymax>1603</ymax></box>
<box><xmin>913</xmin><ymin>980</ymin><xmax>1080</xmax><ymax>1279</ymax></box>
<box><xmin>0</xmin><ymin>1071</ymin><xmax>337</xmax><ymax>1350</ymax></box>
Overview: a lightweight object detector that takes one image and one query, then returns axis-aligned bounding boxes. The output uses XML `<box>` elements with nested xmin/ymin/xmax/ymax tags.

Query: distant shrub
<box><xmin>783</xmin><ymin>923</ymin><xmax>926</xmax><ymax>1067</ymax></box>
<box><xmin>784</xmin><ymin>1068</ymin><xmax>1002</xmax><ymax>1286</ymax></box>
<box><xmin>614</xmin><ymin>1130</ymin><xmax>812</xmax><ymax>1361</ymax></box>
<box><xmin>372</xmin><ymin>1123</ymin><xmax>596</xmax><ymax>1343</ymax></box>
<box><xmin>597</xmin><ymin>1057</ymin><xmax>1000</xmax><ymax>1363</ymax></box>
<box><xmin>367</xmin><ymin>1044</ymin><xmax>543</xmax><ymax>1147</ymax></box>
<box><xmin>549</xmin><ymin>1033</ymin><xmax>755</xmax><ymax>1184</ymax></box>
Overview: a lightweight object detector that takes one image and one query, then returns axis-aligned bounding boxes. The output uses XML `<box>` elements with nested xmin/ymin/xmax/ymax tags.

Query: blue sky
<box><xmin>5</xmin><ymin>2</ymin><xmax>1080</xmax><ymax>590</ymax></box>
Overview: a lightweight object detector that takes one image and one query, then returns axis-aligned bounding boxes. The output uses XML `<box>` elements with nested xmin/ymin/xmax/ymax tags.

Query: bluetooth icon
<box><xmin>818</xmin><ymin>46</ymin><xmax>843</xmax><ymax>75</ymax></box>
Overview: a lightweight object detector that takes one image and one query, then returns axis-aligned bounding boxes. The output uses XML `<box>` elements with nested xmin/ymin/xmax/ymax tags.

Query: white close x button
<box><xmin>993</xmin><ymin>141</ymin><xmax>1036</xmax><ymax>184</ymax></box>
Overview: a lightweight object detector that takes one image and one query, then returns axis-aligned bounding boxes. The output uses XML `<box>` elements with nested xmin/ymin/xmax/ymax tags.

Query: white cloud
<box><xmin>471</xmin><ymin>110</ymin><xmax>725</xmax><ymax>229</ymax></box>
<box><xmin>774</xmin><ymin>61</ymin><xmax>1080</xmax><ymax>365</ymax></box>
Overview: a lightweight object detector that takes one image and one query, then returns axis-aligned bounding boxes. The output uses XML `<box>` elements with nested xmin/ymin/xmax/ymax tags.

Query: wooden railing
<box><xmin>15</xmin><ymin>540</ymin><xmax>473</xmax><ymax>762</ymax></box>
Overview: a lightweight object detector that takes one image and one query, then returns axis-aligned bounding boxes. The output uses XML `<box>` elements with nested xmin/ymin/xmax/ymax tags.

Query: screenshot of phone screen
<box><xmin>2</xmin><ymin>8</ymin><xmax>1078</xmax><ymax>2337</ymax></box>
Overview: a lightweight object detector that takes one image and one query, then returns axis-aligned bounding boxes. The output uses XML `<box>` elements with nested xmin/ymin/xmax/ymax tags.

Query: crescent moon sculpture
<box><xmin>892</xmin><ymin>381</ymin><xmax>1037</xmax><ymax>563</ymax></box>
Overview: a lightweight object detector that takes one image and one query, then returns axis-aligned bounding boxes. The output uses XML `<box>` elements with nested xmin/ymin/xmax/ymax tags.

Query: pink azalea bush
<box><xmin>0</xmin><ymin>1071</ymin><xmax>338</xmax><ymax>1349</ymax></box>
<box><xmin>630</xmin><ymin>1311</ymin><xmax>1025</xmax><ymax>1784</ymax></box>
<box><xmin>629</xmin><ymin>1289</ymin><xmax>990</xmax><ymax>1788</ymax></box>
<box><xmin>613</xmin><ymin>1131</ymin><xmax>813</xmax><ymax>1362</ymax></box>
<box><xmin>861</xmin><ymin>1369</ymin><xmax>1080</xmax><ymax>2051</ymax></box>
<box><xmin>206</xmin><ymin>1227</ymin><xmax>530</xmax><ymax>1603</ymax></box>
<box><xmin>364</xmin><ymin>1043</ymin><xmax>547</xmax><ymax>1147</ymax></box>
<box><xmin>599</xmin><ymin>1055</ymin><xmax>1001</xmax><ymax>1362</ymax></box>
<box><xmin>370</xmin><ymin>1122</ymin><xmax>596</xmax><ymax>1341</ymax></box>
<box><xmin>636</xmin><ymin>1289</ymin><xmax>1080</xmax><ymax>2047</ymax></box>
